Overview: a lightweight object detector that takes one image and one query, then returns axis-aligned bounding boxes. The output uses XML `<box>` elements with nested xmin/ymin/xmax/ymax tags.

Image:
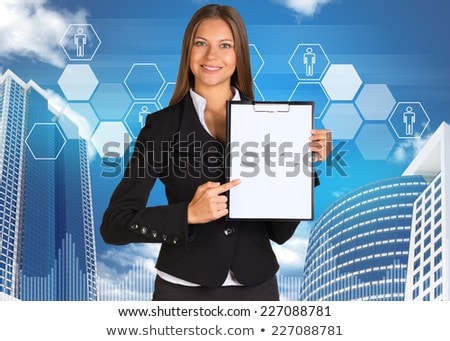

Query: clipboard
<box><xmin>226</xmin><ymin>101</ymin><xmax>314</xmax><ymax>221</ymax></box>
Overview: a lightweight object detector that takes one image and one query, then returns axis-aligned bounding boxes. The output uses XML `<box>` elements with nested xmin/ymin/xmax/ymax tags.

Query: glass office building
<box><xmin>299</xmin><ymin>176</ymin><xmax>427</xmax><ymax>300</ymax></box>
<box><xmin>0</xmin><ymin>70</ymin><xmax>97</xmax><ymax>300</ymax></box>
<box><xmin>404</xmin><ymin>123</ymin><xmax>449</xmax><ymax>300</ymax></box>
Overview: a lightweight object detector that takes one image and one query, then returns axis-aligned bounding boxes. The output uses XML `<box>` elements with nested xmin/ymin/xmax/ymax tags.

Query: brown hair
<box><xmin>169</xmin><ymin>4</ymin><xmax>254</xmax><ymax>105</ymax></box>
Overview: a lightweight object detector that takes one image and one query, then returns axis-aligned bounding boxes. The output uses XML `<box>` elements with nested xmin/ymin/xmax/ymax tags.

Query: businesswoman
<box><xmin>100</xmin><ymin>4</ymin><xmax>332</xmax><ymax>300</ymax></box>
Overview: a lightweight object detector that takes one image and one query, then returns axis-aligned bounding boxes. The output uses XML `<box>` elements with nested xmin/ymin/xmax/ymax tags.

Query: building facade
<box><xmin>404</xmin><ymin>123</ymin><xmax>449</xmax><ymax>300</ymax></box>
<box><xmin>299</xmin><ymin>176</ymin><xmax>427</xmax><ymax>300</ymax></box>
<box><xmin>0</xmin><ymin>70</ymin><xmax>97</xmax><ymax>300</ymax></box>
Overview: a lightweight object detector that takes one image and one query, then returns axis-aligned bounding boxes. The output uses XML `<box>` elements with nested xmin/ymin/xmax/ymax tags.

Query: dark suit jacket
<box><xmin>100</xmin><ymin>92</ymin><xmax>317</xmax><ymax>287</ymax></box>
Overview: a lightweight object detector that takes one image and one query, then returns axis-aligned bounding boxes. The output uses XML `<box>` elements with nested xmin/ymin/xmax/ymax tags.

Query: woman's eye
<box><xmin>221</xmin><ymin>43</ymin><xmax>233</xmax><ymax>49</ymax></box>
<box><xmin>194</xmin><ymin>41</ymin><xmax>206</xmax><ymax>47</ymax></box>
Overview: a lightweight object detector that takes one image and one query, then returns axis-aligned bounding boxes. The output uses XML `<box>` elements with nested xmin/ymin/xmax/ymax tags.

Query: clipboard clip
<box><xmin>253</xmin><ymin>103</ymin><xmax>290</xmax><ymax>113</ymax></box>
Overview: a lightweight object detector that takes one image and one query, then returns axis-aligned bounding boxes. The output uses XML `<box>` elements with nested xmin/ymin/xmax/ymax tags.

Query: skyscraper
<box><xmin>0</xmin><ymin>70</ymin><xmax>97</xmax><ymax>300</ymax></box>
<box><xmin>299</xmin><ymin>176</ymin><xmax>428</xmax><ymax>300</ymax></box>
<box><xmin>300</xmin><ymin>122</ymin><xmax>450</xmax><ymax>301</ymax></box>
<box><xmin>404</xmin><ymin>122</ymin><xmax>449</xmax><ymax>300</ymax></box>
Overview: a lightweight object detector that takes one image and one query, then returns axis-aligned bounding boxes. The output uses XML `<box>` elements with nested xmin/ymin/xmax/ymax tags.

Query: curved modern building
<box><xmin>299</xmin><ymin>176</ymin><xmax>427</xmax><ymax>301</ymax></box>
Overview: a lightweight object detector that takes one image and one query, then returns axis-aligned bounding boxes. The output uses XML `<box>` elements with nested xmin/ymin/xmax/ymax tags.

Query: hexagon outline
<box><xmin>253</xmin><ymin>82</ymin><xmax>265</xmax><ymax>101</ymax></box>
<box><xmin>124</xmin><ymin>102</ymin><xmax>160</xmax><ymax>139</ymax></box>
<box><xmin>91</xmin><ymin>121</ymin><xmax>132</xmax><ymax>158</ymax></box>
<box><xmin>322</xmin><ymin>103</ymin><xmax>363</xmax><ymax>140</ymax></box>
<box><xmin>388</xmin><ymin>101</ymin><xmax>430</xmax><ymax>139</ymax></box>
<box><xmin>124</xmin><ymin>63</ymin><xmax>166</xmax><ymax>101</ymax></box>
<box><xmin>58</xmin><ymin>64</ymin><xmax>99</xmax><ymax>101</ymax></box>
<box><xmin>59</xmin><ymin>24</ymin><xmax>101</xmax><ymax>62</ymax></box>
<box><xmin>321</xmin><ymin>64</ymin><xmax>363</xmax><ymax>101</ymax></box>
<box><xmin>355</xmin><ymin>84</ymin><xmax>396</xmax><ymax>121</ymax></box>
<box><xmin>288</xmin><ymin>81</ymin><xmax>330</xmax><ymax>119</ymax></box>
<box><xmin>157</xmin><ymin>81</ymin><xmax>176</xmax><ymax>108</ymax></box>
<box><xmin>25</xmin><ymin>123</ymin><xmax>67</xmax><ymax>160</ymax></box>
<box><xmin>354</xmin><ymin>122</ymin><xmax>396</xmax><ymax>160</ymax></box>
<box><xmin>288</xmin><ymin>43</ymin><xmax>330</xmax><ymax>82</ymax></box>
<box><xmin>249</xmin><ymin>43</ymin><xmax>265</xmax><ymax>80</ymax></box>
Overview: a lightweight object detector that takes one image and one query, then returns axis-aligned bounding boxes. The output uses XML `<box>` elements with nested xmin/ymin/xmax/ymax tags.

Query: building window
<box><xmin>413</xmin><ymin>271</ymin><xmax>420</xmax><ymax>284</ymax></box>
<box><xmin>434</xmin><ymin>252</ymin><xmax>442</xmax><ymax>266</ymax></box>
<box><xmin>423</xmin><ymin>262</ymin><xmax>431</xmax><ymax>276</ymax></box>
<box><xmin>423</xmin><ymin>277</ymin><xmax>430</xmax><ymax>290</ymax></box>
<box><xmin>423</xmin><ymin>248</ymin><xmax>431</xmax><ymax>261</ymax></box>
<box><xmin>434</xmin><ymin>212</ymin><xmax>442</xmax><ymax>224</ymax></box>
<box><xmin>435</xmin><ymin>239</ymin><xmax>442</xmax><ymax>251</ymax></box>
<box><xmin>434</xmin><ymin>268</ymin><xmax>442</xmax><ymax>281</ymax></box>
<box><xmin>435</xmin><ymin>224</ymin><xmax>442</xmax><ymax>238</ymax></box>
<box><xmin>423</xmin><ymin>293</ymin><xmax>430</xmax><ymax>301</ymax></box>
<box><xmin>413</xmin><ymin>287</ymin><xmax>420</xmax><ymax>299</ymax></box>
<box><xmin>434</xmin><ymin>284</ymin><xmax>443</xmax><ymax>299</ymax></box>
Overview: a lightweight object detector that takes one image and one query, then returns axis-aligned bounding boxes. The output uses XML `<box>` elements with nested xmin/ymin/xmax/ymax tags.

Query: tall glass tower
<box><xmin>0</xmin><ymin>70</ymin><xmax>97</xmax><ymax>300</ymax></box>
<box><xmin>299</xmin><ymin>176</ymin><xmax>427</xmax><ymax>300</ymax></box>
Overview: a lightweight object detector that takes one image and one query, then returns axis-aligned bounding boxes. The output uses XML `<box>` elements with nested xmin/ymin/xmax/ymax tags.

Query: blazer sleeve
<box><xmin>100</xmin><ymin>116</ymin><xmax>189</xmax><ymax>248</ymax></box>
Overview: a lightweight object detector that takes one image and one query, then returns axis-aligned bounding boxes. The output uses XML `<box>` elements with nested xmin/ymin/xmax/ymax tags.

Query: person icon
<box><xmin>138</xmin><ymin>106</ymin><xmax>149</xmax><ymax>128</ymax></box>
<box><xmin>403</xmin><ymin>106</ymin><xmax>416</xmax><ymax>136</ymax></box>
<box><xmin>303</xmin><ymin>47</ymin><xmax>316</xmax><ymax>77</ymax></box>
<box><xmin>74</xmin><ymin>28</ymin><xmax>87</xmax><ymax>57</ymax></box>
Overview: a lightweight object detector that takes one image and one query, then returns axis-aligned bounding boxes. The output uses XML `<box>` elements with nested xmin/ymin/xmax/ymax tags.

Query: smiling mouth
<box><xmin>201</xmin><ymin>65</ymin><xmax>221</xmax><ymax>71</ymax></box>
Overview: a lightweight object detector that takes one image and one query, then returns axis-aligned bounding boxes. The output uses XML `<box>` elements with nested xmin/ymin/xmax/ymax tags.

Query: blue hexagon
<box><xmin>388</xmin><ymin>102</ymin><xmax>430</xmax><ymax>139</ymax></box>
<box><xmin>26</xmin><ymin>123</ymin><xmax>67</xmax><ymax>160</ymax></box>
<box><xmin>322</xmin><ymin>64</ymin><xmax>362</xmax><ymax>101</ymax></box>
<box><xmin>91</xmin><ymin>83</ymin><xmax>132</xmax><ymax>120</ymax></box>
<box><xmin>356</xmin><ymin>84</ymin><xmax>396</xmax><ymax>120</ymax></box>
<box><xmin>249</xmin><ymin>44</ymin><xmax>265</xmax><ymax>80</ymax></box>
<box><xmin>58</xmin><ymin>102</ymin><xmax>99</xmax><ymax>139</ymax></box>
<box><xmin>289</xmin><ymin>82</ymin><xmax>330</xmax><ymax>119</ymax></box>
<box><xmin>60</xmin><ymin>24</ymin><xmax>101</xmax><ymax>61</ymax></box>
<box><xmin>355</xmin><ymin>123</ymin><xmax>395</xmax><ymax>160</ymax></box>
<box><xmin>124</xmin><ymin>63</ymin><xmax>165</xmax><ymax>101</ymax></box>
<box><xmin>288</xmin><ymin>44</ymin><xmax>330</xmax><ymax>81</ymax></box>
<box><xmin>322</xmin><ymin>103</ymin><xmax>363</xmax><ymax>140</ymax></box>
<box><xmin>125</xmin><ymin>103</ymin><xmax>160</xmax><ymax>138</ymax></box>
<box><xmin>91</xmin><ymin>121</ymin><xmax>132</xmax><ymax>158</ymax></box>
<box><xmin>58</xmin><ymin>64</ymin><xmax>99</xmax><ymax>101</ymax></box>
<box><xmin>158</xmin><ymin>82</ymin><xmax>175</xmax><ymax>108</ymax></box>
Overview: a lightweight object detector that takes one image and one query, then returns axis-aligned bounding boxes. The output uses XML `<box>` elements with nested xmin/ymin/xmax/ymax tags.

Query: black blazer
<box><xmin>100</xmin><ymin>92</ymin><xmax>316</xmax><ymax>287</ymax></box>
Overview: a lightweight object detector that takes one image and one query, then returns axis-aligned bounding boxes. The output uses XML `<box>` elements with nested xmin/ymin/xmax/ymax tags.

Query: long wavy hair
<box><xmin>169</xmin><ymin>4</ymin><xmax>254</xmax><ymax>105</ymax></box>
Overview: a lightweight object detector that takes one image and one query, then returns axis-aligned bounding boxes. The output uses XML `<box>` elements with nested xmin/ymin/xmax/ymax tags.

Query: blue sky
<box><xmin>1</xmin><ymin>0</ymin><xmax>449</xmax><ymax>299</ymax></box>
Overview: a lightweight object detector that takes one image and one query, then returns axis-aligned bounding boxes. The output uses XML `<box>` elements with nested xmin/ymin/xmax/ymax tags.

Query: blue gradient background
<box><xmin>2</xmin><ymin>0</ymin><xmax>449</xmax><ymax>298</ymax></box>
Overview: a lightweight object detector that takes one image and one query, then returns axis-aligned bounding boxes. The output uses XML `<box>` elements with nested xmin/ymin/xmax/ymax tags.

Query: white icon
<box><xmin>303</xmin><ymin>47</ymin><xmax>316</xmax><ymax>77</ymax></box>
<box><xmin>74</xmin><ymin>28</ymin><xmax>87</xmax><ymax>57</ymax></box>
<box><xmin>138</xmin><ymin>106</ymin><xmax>149</xmax><ymax>128</ymax></box>
<box><xmin>403</xmin><ymin>106</ymin><xmax>416</xmax><ymax>136</ymax></box>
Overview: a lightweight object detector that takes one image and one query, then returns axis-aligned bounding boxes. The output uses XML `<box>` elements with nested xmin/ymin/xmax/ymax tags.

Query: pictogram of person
<box><xmin>403</xmin><ymin>106</ymin><xmax>416</xmax><ymax>136</ymax></box>
<box><xmin>138</xmin><ymin>106</ymin><xmax>149</xmax><ymax>128</ymax></box>
<box><xmin>74</xmin><ymin>28</ymin><xmax>87</xmax><ymax>57</ymax></box>
<box><xmin>303</xmin><ymin>47</ymin><xmax>316</xmax><ymax>77</ymax></box>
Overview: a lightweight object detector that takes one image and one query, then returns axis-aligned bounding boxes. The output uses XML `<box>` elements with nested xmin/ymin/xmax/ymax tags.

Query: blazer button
<box><xmin>140</xmin><ymin>226</ymin><xmax>148</xmax><ymax>235</ymax></box>
<box><xmin>151</xmin><ymin>230</ymin><xmax>158</xmax><ymax>238</ymax></box>
<box><xmin>172</xmin><ymin>237</ymin><xmax>179</xmax><ymax>244</ymax></box>
<box><xmin>224</xmin><ymin>227</ymin><xmax>235</xmax><ymax>236</ymax></box>
<box><xmin>130</xmin><ymin>224</ymin><xmax>139</xmax><ymax>230</ymax></box>
<box><xmin>162</xmin><ymin>234</ymin><xmax>168</xmax><ymax>241</ymax></box>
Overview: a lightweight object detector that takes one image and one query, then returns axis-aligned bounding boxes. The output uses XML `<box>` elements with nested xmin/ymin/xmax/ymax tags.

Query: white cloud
<box><xmin>389</xmin><ymin>133</ymin><xmax>431</xmax><ymax>165</ymax></box>
<box><xmin>276</xmin><ymin>0</ymin><xmax>335</xmax><ymax>17</ymax></box>
<box><xmin>0</xmin><ymin>0</ymin><xmax>88</xmax><ymax>67</ymax></box>
<box><xmin>272</xmin><ymin>235</ymin><xmax>309</xmax><ymax>271</ymax></box>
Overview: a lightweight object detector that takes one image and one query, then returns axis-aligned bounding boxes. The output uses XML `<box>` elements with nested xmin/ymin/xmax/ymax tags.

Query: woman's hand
<box><xmin>187</xmin><ymin>179</ymin><xmax>241</xmax><ymax>224</ymax></box>
<box><xmin>310</xmin><ymin>129</ymin><xmax>332</xmax><ymax>162</ymax></box>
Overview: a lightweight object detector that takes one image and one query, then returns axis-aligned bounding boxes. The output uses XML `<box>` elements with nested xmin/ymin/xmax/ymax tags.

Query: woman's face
<box><xmin>189</xmin><ymin>19</ymin><xmax>237</xmax><ymax>93</ymax></box>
